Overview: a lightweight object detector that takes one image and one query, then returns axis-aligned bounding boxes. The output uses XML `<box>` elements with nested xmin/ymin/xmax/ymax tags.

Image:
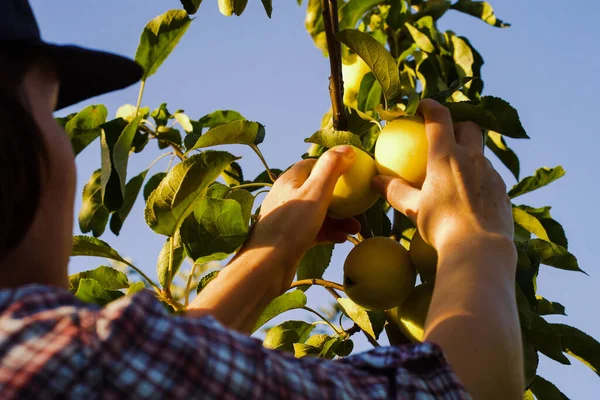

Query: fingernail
<box><xmin>332</xmin><ymin>145</ymin><xmax>356</xmax><ymax>159</ymax></box>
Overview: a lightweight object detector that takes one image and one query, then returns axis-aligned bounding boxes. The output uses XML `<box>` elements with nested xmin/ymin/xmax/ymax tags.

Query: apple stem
<box><xmin>289</xmin><ymin>278</ymin><xmax>345</xmax><ymax>292</ymax></box>
<box><xmin>346</xmin><ymin>234</ymin><xmax>360</xmax><ymax>246</ymax></box>
<box><xmin>321</xmin><ymin>0</ymin><xmax>348</xmax><ymax>131</ymax></box>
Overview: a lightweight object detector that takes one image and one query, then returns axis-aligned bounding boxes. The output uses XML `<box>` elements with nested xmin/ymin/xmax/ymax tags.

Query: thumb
<box><xmin>304</xmin><ymin>145</ymin><xmax>356</xmax><ymax>201</ymax></box>
<box><xmin>372</xmin><ymin>175</ymin><xmax>420</xmax><ymax>222</ymax></box>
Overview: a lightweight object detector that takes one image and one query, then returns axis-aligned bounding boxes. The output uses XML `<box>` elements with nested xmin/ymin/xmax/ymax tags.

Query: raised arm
<box><xmin>373</xmin><ymin>99</ymin><xmax>523</xmax><ymax>400</ymax></box>
<box><xmin>186</xmin><ymin>146</ymin><xmax>360</xmax><ymax>333</ymax></box>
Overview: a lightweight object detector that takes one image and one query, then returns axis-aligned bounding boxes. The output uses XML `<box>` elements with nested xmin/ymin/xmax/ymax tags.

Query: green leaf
<box><xmin>415</xmin><ymin>52</ymin><xmax>446</xmax><ymax>99</ymax></box>
<box><xmin>263</xmin><ymin>321</ymin><xmax>315</xmax><ymax>353</ymax></box>
<box><xmin>180</xmin><ymin>0</ymin><xmax>202</xmax><ymax>15</ymax></box>
<box><xmin>198</xmin><ymin>110</ymin><xmax>245</xmax><ymax>130</ymax></box>
<box><xmin>74</xmin><ymin>278</ymin><xmax>124</xmax><ymax>306</ymax></box>
<box><xmin>405</xmin><ymin>21</ymin><xmax>435</xmax><ymax>53</ymax></box>
<box><xmin>451</xmin><ymin>0</ymin><xmax>510</xmax><ymax>28</ymax></box>
<box><xmin>151</xmin><ymin>103</ymin><xmax>171</xmax><ymax>127</ymax></box>
<box><xmin>480</xmin><ymin>96</ymin><xmax>528</xmax><ymax>139</ymax></box>
<box><xmin>513</xmin><ymin>206</ymin><xmax>550</xmax><ymax>242</ymax></box>
<box><xmin>221</xmin><ymin>162</ymin><xmax>244</xmax><ymax>187</ymax></box>
<box><xmin>156</xmin><ymin>232</ymin><xmax>185</xmax><ymax>287</ymax></box>
<box><xmin>145</xmin><ymin>150</ymin><xmax>239</xmax><ymax>236</ymax></box>
<box><xmin>293</xmin><ymin>343</ymin><xmax>322</xmax><ymax>358</ymax></box>
<box><xmin>429</xmin><ymin>77</ymin><xmax>474</xmax><ymax>103</ymax></box>
<box><xmin>110</xmin><ymin>169</ymin><xmax>148</xmax><ymax>236</ymax></box>
<box><xmin>357</xmin><ymin>72</ymin><xmax>383</xmax><ymax>113</ymax></box>
<box><xmin>524</xmin><ymin>239</ymin><xmax>582</xmax><ymax>273</ymax></box>
<box><xmin>526</xmin><ymin>314</ymin><xmax>570</xmax><ymax>365</ymax></box>
<box><xmin>196</xmin><ymin>270</ymin><xmax>219</xmax><ymax>294</ymax></box>
<box><xmin>523</xmin><ymin>336</ymin><xmax>539</xmax><ymax>389</ymax></box>
<box><xmin>71</xmin><ymin>236</ymin><xmax>128</xmax><ymax>264</ymax></box>
<box><xmin>79</xmin><ymin>169</ymin><xmax>109</xmax><ymax>237</ymax></box>
<box><xmin>135</xmin><ymin>10</ymin><xmax>192</xmax><ymax>80</ymax></box>
<box><xmin>334</xmin><ymin>339</ymin><xmax>354</xmax><ymax>357</ymax></box>
<box><xmin>536</xmin><ymin>296</ymin><xmax>566</xmax><ymax>316</ymax></box>
<box><xmin>187</xmin><ymin>120</ymin><xmax>265</xmax><ymax>153</ymax></box>
<box><xmin>531</xmin><ymin>376</ymin><xmax>570</xmax><ymax>400</ymax></box>
<box><xmin>100</xmin><ymin>117</ymin><xmax>142</xmax><ymax>212</ymax></box>
<box><xmin>524</xmin><ymin>390</ymin><xmax>535</xmax><ymax>400</ymax></box>
<box><xmin>69</xmin><ymin>266</ymin><xmax>130</xmax><ymax>293</ymax></box>
<box><xmin>143</xmin><ymin>172</ymin><xmax>167</xmax><ymax>202</ymax></box>
<box><xmin>336</xmin><ymin>29</ymin><xmax>401</xmax><ymax>101</ymax></box>
<box><xmin>445</xmin><ymin>101</ymin><xmax>502</xmax><ymax>132</ymax></box>
<box><xmin>339</xmin><ymin>0</ymin><xmax>381</xmax><ymax>30</ymax></box>
<box><xmin>364</xmin><ymin>199</ymin><xmax>392</xmax><ymax>237</ymax></box>
<box><xmin>218</xmin><ymin>0</ymin><xmax>248</xmax><ymax>16</ymax></box>
<box><xmin>304</xmin><ymin>334</ymin><xmax>341</xmax><ymax>359</ymax></box>
<box><xmin>245</xmin><ymin>168</ymin><xmax>283</xmax><ymax>192</ymax></box>
<box><xmin>304</xmin><ymin>129</ymin><xmax>363</xmax><ymax>149</ymax></box>
<box><xmin>116</xmin><ymin>104</ymin><xmax>150</xmax><ymax>123</ymax></box>
<box><xmin>253</xmin><ymin>290</ymin><xmax>308</xmax><ymax>333</ymax></box>
<box><xmin>261</xmin><ymin>0</ymin><xmax>273</xmax><ymax>17</ymax></box>
<box><xmin>518</xmin><ymin>206</ymin><xmax>568</xmax><ymax>249</ymax></box>
<box><xmin>295</xmin><ymin>244</ymin><xmax>335</xmax><ymax>290</ymax></box>
<box><xmin>64</xmin><ymin>105</ymin><xmax>108</xmax><ymax>155</ymax></box>
<box><xmin>305</xmin><ymin>0</ymin><xmax>327</xmax><ymax>57</ymax></box>
<box><xmin>516</xmin><ymin>284</ymin><xmax>533</xmax><ymax>330</ymax></box>
<box><xmin>156</xmin><ymin>126</ymin><xmax>182</xmax><ymax>147</ymax></box>
<box><xmin>486</xmin><ymin>131</ymin><xmax>520</xmax><ymax>181</ymax></box>
<box><xmin>449</xmin><ymin>34</ymin><xmax>475</xmax><ymax>83</ymax></box>
<box><xmin>508</xmin><ymin>167</ymin><xmax>565</xmax><ymax>199</ymax></box>
<box><xmin>346</xmin><ymin>107</ymin><xmax>378</xmax><ymax>136</ymax></box>
<box><xmin>127</xmin><ymin>281</ymin><xmax>146</xmax><ymax>296</ymax></box>
<box><xmin>337</xmin><ymin>298</ymin><xmax>385</xmax><ymax>340</ymax></box>
<box><xmin>552</xmin><ymin>324</ymin><xmax>600</xmax><ymax>377</ymax></box>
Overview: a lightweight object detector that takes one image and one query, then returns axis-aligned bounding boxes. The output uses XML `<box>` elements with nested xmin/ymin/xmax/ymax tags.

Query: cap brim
<box><xmin>44</xmin><ymin>44</ymin><xmax>143</xmax><ymax>111</ymax></box>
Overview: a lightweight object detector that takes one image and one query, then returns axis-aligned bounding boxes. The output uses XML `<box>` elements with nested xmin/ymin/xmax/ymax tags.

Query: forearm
<box><xmin>424</xmin><ymin>235</ymin><xmax>523</xmax><ymax>400</ymax></box>
<box><xmin>186</xmin><ymin>245</ymin><xmax>293</xmax><ymax>333</ymax></box>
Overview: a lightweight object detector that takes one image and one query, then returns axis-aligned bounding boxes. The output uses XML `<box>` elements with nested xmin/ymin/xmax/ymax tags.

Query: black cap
<box><xmin>0</xmin><ymin>0</ymin><xmax>143</xmax><ymax>110</ymax></box>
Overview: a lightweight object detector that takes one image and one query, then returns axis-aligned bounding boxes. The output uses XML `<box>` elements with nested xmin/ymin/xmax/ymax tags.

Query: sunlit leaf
<box><xmin>524</xmin><ymin>239</ymin><xmax>582</xmax><ymax>273</ymax></box>
<box><xmin>69</xmin><ymin>266</ymin><xmax>130</xmax><ymax>293</ymax></box>
<box><xmin>336</xmin><ymin>29</ymin><xmax>401</xmax><ymax>101</ymax></box>
<box><xmin>263</xmin><ymin>321</ymin><xmax>315</xmax><ymax>353</ymax></box>
<box><xmin>71</xmin><ymin>236</ymin><xmax>128</xmax><ymax>264</ymax></box>
<box><xmin>552</xmin><ymin>324</ymin><xmax>600</xmax><ymax>377</ymax></box>
<box><xmin>156</xmin><ymin>232</ymin><xmax>185</xmax><ymax>287</ymax></box>
<box><xmin>357</xmin><ymin>72</ymin><xmax>383</xmax><ymax>113</ymax></box>
<box><xmin>198</xmin><ymin>110</ymin><xmax>245</xmax><ymax>130</ymax></box>
<box><xmin>145</xmin><ymin>151</ymin><xmax>239</xmax><ymax>236</ymax></box>
<box><xmin>486</xmin><ymin>131</ymin><xmax>520</xmax><ymax>181</ymax></box>
<box><xmin>79</xmin><ymin>169</ymin><xmax>109</xmax><ymax>237</ymax></box>
<box><xmin>143</xmin><ymin>172</ymin><xmax>167</xmax><ymax>202</ymax></box>
<box><xmin>338</xmin><ymin>298</ymin><xmax>385</xmax><ymax>340</ymax></box>
<box><xmin>405</xmin><ymin>21</ymin><xmax>435</xmax><ymax>53</ymax></box>
<box><xmin>253</xmin><ymin>290</ymin><xmax>308</xmax><ymax>332</ymax></box>
<box><xmin>74</xmin><ymin>278</ymin><xmax>124</xmax><ymax>306</ymax></box>
<box><xmin>187</xmin><ymin>120</ymin><xmax>265</xmax><ymax>153</ymax></box>
<box><xmin>127</xmin><ymin>281</ymin><xmax>147</xmax><ymax>296</ymax></box>
<box><xmin>518</xmin><ymin>206</ymin><xmax>568</xmax><ymax>249</ymax></box>
<box><xmin>513</xmin><ymin>206</ymin><xmax>550</xmax><ymax>242</ymax></box>
<box><xmin>222</xmin><ymin>162</ymin><xmax>244</xmax><ymax>187</ymax></box>
<box><xmin>304</xmin><ymin>129</ymin><xmax>363</xmax><ymax>149</ymax></box>
<box><xmin>100</xmin><ymin>117</ymin><xmax>142</xmax><ymax>212</ymax></box>
<box><xmin>451</xmin><ymin>0</ymin><xmax>510</xmax><ymax>28</ymax></box>
<box><xmin>508</xmin><ymin>167</ymin><xmax>565</xmax><ymax>199</ymax></box>
<box><xmin>135</xmin><ymin>10</ymin><xmax>192</xmax><ymax>80</ymax></box>
<box><xmin>63</xmin><ymin>105</ymin><xmax>108</xmax><ymax>155</ymax></box>
<box><xmin>179</xmin><ymin>0</ymin><xmax>202</xmax><ymax>15</ymax></box>
<box><xmin>218</xmin><ymin>0</ymin><xmax>248</xmax><ymax>16</ymax></box>
<box><xmin>536</xmin><ymin>296</ymin><xmax>566</xmax><ymax>316</ymax></box>
<box><xmin>339</xmin><ymin>0</ymin><xmax>380</xmax><ymax>30</ymax></box>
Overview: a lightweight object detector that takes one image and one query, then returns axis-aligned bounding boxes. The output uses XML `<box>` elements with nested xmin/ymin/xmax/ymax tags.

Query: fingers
<box><xmin>372</xmin><ymin>175</ymin><xmax>420</xmax><ymax>222</ymax></box>
<box><xmin>455</xmin><ymin>121</ymin><xmax>484</xmax><ymax>154</ymax></box>
<box><xmin>418</xmin><ymin>99</ymin><xmax>455</xmax><ymax>159</ymax></box>
<box><xmin>278</xmin><ymin>159</ymin><xmax>317</xmax><ymax>188</ymax></box>
<box><xmin>316</xmin><ymin>217</ymin><xmax>361</xmax><ymax>244</ymax></box>
<box><xmin>303</xmin><ymin>145</ymin><xmax>356</xmax><ymax>200</ymax></box>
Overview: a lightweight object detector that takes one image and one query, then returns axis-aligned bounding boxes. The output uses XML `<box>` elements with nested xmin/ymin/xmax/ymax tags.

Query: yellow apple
<box><xmin>409</xmin><ymin>230</ymin><xmax>438</xmax><ymax>283</ymax></box>
<box><xmin>388</xmin><ymin>282</ymin><xmax>434</xmax><ymax>342</ymax></box>
<box><xmin>342</xmin><ymin>58</ymin><xmax>371</xmax><ymax>108</ymax></box>
<box><xmin>343</xmin><ymin>236</ymin><xmax>416</xmax><ymax>310</ymax></box>
<box><xmin>374</xmin><ymin>116</ymin><xmax>428</xmax><ymax>188</ymax></box>
<box><xmin>328</xmin><ymin>146</ymin><xmax>380</xmax><ymax>219</ymax></box>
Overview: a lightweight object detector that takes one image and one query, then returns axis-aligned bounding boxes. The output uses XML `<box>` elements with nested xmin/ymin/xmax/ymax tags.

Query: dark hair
<box><xmin>0</xmin><ymin>46</ymin><xmax>49</xmax><ymax>258</ymax></box>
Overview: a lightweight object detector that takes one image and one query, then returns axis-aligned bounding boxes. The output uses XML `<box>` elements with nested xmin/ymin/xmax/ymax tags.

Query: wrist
<box><xmin>437</xmin><ymin>232</ymin><xmax>517</xmax><ymax>274</ymax></box>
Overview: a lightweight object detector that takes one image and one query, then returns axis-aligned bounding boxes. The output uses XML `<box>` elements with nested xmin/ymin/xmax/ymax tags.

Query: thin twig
<box><xmin>250</xmin><ymin>144</ymin><xmax>277</xmax><ymax>182</ymax></box>
<box><xmin>290</xmin><ymin>279</ymin><xmax>344</xmax><ymax>292</ymax></box>
<box><xmin>321</xmin><ymin>0</ymin><xmax>347</xmax><ymax>131</ymax></box>
<box><xmin>184</xmin><ymin>262</ymin><xmax>200</xmax><ymax>307</ymax></box>
<box><xmin>121</xmin><ymin>260</ymin><xmax>160</xmax><ymax>293</ymax></box>
<box><xmin>135</xmin><ymin>80</ymin><xmax>146</xmax><ymax>117</ymax></box>
<box><xmin>346</xmin><ymin>234</ymin><xmax>360</xmax><ymax>246</ymax></box>
<box><xmin>233</xmin><ymin>182</ymin><xmax>273</xmax><ymax>190</ymax></box>
<box><xmin>303</xmin><ymin>306</ymin><xmax>343</xmax><ymax>335</ymax></box>
<box><xmin>147</xmin><ymin>151</ymin><xmax>174</xmax><ymax>172</ymax></box>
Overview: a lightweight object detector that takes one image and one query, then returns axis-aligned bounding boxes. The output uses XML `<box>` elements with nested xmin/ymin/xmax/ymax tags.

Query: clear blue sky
<box><xmin>32</xmin><ymin>0</ymin><xmax>600</xmax><ymax>396</ymax></box>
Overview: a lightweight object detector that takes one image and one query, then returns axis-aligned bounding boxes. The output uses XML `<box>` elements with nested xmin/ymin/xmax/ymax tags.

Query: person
<box><xmin>0</xmin><ymin>1</ymin><xmax>523</xmax><ymax>399</ymax></box>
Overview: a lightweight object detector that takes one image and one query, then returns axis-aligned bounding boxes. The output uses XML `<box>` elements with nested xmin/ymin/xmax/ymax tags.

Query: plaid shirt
<box><xmin>0</xmin><ymin>284</ymin><xmax>470</xmax><ymax>399</ymax></box>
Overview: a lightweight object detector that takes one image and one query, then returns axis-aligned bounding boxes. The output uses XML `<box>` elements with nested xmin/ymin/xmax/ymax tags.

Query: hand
<box><xmin>247</xmin><ymin>145</ymin><xmax>361</xmax><ymax>264</ymax></box>
<box><xmin>372</xmin><ymin>99</ymin><xmax>514</xmax><ymax>254</ymax></box>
